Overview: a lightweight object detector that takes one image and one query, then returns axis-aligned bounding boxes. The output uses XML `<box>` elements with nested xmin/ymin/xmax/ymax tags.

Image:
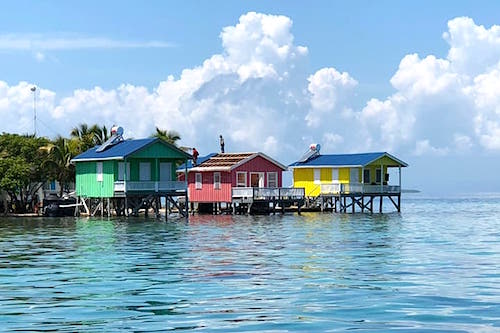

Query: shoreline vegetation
<box><xmin>0</xmin><ymin>124</ymin><xmax>181</xmax><ymax>216</ymax></box>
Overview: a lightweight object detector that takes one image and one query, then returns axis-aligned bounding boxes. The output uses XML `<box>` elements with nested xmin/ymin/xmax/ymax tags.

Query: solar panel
<box><xmin>96</xmin><ymin>134</ymin><xmax>124</xmax><ymax>153</ymax></box>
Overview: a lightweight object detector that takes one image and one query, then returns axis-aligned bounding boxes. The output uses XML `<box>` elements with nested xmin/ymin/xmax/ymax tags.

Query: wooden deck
<box><xmin>304</xmin><ymin>183</ymin><xmax>402</xmax><ymax>213</ymax></box>
<box><xmin>231</xmin><ymin>187</ymin><xmax>305</xmax><ymax>214</ymax></box>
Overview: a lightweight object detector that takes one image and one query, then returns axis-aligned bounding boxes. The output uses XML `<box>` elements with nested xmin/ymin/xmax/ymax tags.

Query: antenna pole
<box><xmin>31</xmin><ymin>86</ymin><xmax>37</xmax><ymax>137</ymax></box>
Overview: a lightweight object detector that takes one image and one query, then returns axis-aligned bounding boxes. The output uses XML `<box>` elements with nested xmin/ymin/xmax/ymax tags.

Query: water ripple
<box><xmin>0</xmin><ymin>198</ymin><xmax>499</xmax><ymax>331</ymax></box>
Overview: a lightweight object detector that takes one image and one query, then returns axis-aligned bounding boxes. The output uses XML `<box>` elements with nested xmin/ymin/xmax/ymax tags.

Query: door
<box><xmin>159</xmin><ymin>162</ymin><xmax>172</xmax><ymax>181</ymax></box>
<box><xmin>250</xmin><ymin>172</ymin><xmax>264</xmax><ymax>187</ymax></box>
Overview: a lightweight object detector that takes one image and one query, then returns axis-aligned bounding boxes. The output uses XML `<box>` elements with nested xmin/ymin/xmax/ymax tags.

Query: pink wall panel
<box><xmin>232</xmin><ymin>156</ymin><xmax>283</xmax><ymax>187</ymax></box>
<box><xmin>188</xmin><ymin>171</ymin><xmax>232</xmax><ymax>202</ymax></box>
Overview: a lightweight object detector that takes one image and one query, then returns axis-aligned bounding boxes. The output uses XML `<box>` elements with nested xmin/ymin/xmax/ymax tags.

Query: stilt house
<box><xmin>182</xmin><ymin>152</ymin><xmax>304</xmax><ymax>214</ymax></box>
<box><xmin>71</xmin><ymin>127</ymin><xmax>192</xmax><ymax>217</ymax></box>
<box><xmin>289</xmin><ymin>144</ymin><xmax>408</xmax><ymax>213</ymax></box>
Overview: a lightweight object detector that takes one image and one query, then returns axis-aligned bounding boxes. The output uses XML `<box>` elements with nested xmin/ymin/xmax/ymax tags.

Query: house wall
<box><xmin>130</xmin><ymin>141</ymin><xmax>188</xmax><ymax>159</ymax></box>
<box><xmin>232</xmin><ymin>156</ymin><xmax>283</xmax><ymax>187</ymax></box>
<box><xmin>75</xmin><ymin>161</ymin><xmax>115</xmax><ymax>198</ymax></box>
<box><xmin>293</xmin><ymin>167</ymin><xmax>351</xmax><ymax>196</ymax></box>
<box><xmin>188</xmin><ymin>171</ymin><xmax>232</xmax><ymax>203</ymax></box>
<box><xmin>112</xmin><ymin>158</ymin><xmax>179</xmax><ymax>182</ymax></box>
<box><xmin>187</xmin><ymin>155</ymin><xmax>284</xmax><ymax>203</ymax></box>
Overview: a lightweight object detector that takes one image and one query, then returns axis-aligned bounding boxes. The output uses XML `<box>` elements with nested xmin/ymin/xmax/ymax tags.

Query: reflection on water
<box><xmin>0</xmin><ymin>198</ymin><xmax>499</xmax><ymax>332</ymax></box>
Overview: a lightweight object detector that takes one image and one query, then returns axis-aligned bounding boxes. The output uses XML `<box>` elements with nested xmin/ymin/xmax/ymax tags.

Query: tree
<box><xmin>71</xmin><ymin>123</ymin><xmax>111</xmax><ymax>152</ymax></box>
<box><xmin>152</xmin><ymin>127</ymin><xmax>181</xmax><ymax>146</ymax></box>
<box><xmin>71</xmin><ymin>123</ymin><xmax>96</xmax><ymax>153</ymax></box>
<box><xmin>0</xmin><ymin>133</ymin><xmax>50</xmax><ymax>213</ymax></box>
<box><xmin>91</xmin><ymin>124</ymin><xmax>110</xmax><ymax>145</ymax></box>
<box><xmin>40</xmin><ymin>136</ymin><xmax>78</xmax><ymax>197</ymax></box>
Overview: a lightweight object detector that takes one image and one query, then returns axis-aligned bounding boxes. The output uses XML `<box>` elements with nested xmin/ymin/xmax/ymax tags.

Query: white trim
<box><xmin>73</xmin><ymin>157</ymin><xmax>124</xmax><ymax>162</ymax></box>
<box><xmin>213</xmin><ymin>172</ymin><xmax>221</xmax><ymax>190</ymax></box>
<box><xmin>236</xmin><ymin>171</ymin><xmax>247</xmax><ymax>187</ymax></box>
<box><xmin>267</xmin><ymin>172</ymin><xmax>278</xmax><ymax>188</ymax></box>
<box><xmin>195</xmin><ymin>173</ymin><xmax>202</xmax><ymax>189</ymax></box>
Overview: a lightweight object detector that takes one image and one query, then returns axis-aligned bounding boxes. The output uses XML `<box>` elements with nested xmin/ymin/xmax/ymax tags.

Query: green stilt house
<box><xmin>71</xmin><ymin>128</ymin><xmax>192</xmax><ymax>217</ymax></box>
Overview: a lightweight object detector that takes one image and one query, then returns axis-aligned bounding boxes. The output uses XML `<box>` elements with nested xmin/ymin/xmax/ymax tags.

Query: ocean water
<box><xmin>0</xmin><ymin>197</ymin><xmax>499</xmax><ymax>332</ymax></box>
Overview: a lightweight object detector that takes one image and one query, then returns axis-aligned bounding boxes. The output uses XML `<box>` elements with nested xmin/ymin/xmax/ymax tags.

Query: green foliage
<box><xmin>71</xmin><ymin>123</ymin><xmax>110</xmax><ymax>152</ymax></box>
<box><xmin>152</xmin><ymin>127</ymin><xmax>181</xmax><ymax>146</ymax></box>
<box><xmin>0</xmin><ymin>133</ymin><xmax>50</xmax><ymax>213</ymax></box>
<box><xmin>40</xmin><ymin>136</ymin><xmax>78</xmax><ymax>196</ymax></box>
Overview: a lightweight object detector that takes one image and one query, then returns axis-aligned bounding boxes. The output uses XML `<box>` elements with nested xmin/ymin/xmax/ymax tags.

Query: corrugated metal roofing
<box><xmin>187</xmin><ymin>152</ymin><xmax>287</xmax><ymax>172</ymax></box>
<box><xmin>177</xmin><ymin>153</ymin><xmax>218</xmax><ymax>171</ymax></box>
<box><xmin>288</xmin><ymin>152</ymin><xmax>408</xmax><ymax>167</ymax></box>
<box><xmin>72</xmin><ymin>138</ymin><xmax>191</xmax><ymax>161</ymax></box>
<box><xmin>199</xmin><ymin>153</ymin><xmax>254</xmax><ymax>168</ymax></box>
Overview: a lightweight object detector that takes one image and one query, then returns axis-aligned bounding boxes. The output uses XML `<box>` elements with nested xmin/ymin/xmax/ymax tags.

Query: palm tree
<box><xmin>152</xmin><ymin>127</ymin><xmax>181</xmax><ymax>146</ymax></box>
<box><xmin>91</xmin><ymin>124</ymin><xmax>110</xmax><ymax>145</ymax></box>
<box><xmin>71</xmin><ymin>123</ymin><xmax>95</xmax><ymax>153</ymax></box>
<box><xmin>40</xmin><ymin>136</ymin><xmax>78</xmax><ymax>196</ymax></box>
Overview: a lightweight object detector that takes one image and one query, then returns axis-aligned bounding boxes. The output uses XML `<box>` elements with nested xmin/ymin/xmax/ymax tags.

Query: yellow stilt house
<box><xmin>289</xmin><ymin>145</ymin><xmax>408</xmax><ymax>213</ymax></box>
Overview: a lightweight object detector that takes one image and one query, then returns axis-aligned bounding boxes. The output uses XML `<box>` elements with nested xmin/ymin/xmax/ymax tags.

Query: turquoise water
<box><xmin>0</xmin><ymin>197</ymin><xmax>499</xmax><ymax>332</ymax></box>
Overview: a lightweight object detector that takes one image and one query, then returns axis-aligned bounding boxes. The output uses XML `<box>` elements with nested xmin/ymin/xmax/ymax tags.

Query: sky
<box><xmin>1</xmin><ymin>0</ymin><xmax>500</xmax><ymax>195</ymax></box>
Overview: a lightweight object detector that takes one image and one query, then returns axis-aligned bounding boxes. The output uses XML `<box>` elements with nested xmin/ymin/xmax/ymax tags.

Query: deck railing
<box><xmin>320</xmin><ymin>183</ymin><xmax>400</xmax><ymax>195</ymax></box>
<box><xmin>114</xmin><ymin>181</ymin><xmax>187</xmax><ymax>193</ymax></box>
<box><xmin>232</xmin><ymin>187</ymin><xmax>305</xmax><ymax>200</ymax></box>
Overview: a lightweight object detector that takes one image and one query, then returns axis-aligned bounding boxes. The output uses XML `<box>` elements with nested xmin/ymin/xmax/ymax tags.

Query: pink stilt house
<box><xmin>185</xmin><ymin>152</ymin><xmax>288</xmax><ymax>212</ymax></box>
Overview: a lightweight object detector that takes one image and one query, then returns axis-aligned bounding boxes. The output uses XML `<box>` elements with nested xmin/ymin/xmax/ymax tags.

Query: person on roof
<box><xmin>192</xmin><ymin>148</ymin><xmax>199</xmax><ymax>166</ymax></box>
<box><xmin>219</xmin><ymin>135</ymin><xmax>225</xmax><ymax>153</ymax></box>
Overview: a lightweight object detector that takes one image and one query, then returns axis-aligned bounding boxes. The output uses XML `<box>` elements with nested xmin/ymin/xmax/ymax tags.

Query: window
<box><xmin>267</xmin><ymin>172</ymin><xmax>277</xmax><ymax>188</ymax></box>
<box><xmin>363</xmin><ymin>169</ymin><xmax>370</xmax><ymax>184</ymax></box>
<box><xmin>376</xmin><ymin>169</ymin><xmax>382</xmax><ymax>183</ymax></box>
<box><xmin>96</xmin><ymin>162</ymin><xmax>103</xmax><ymax>182</ymax></box>
<box><xmin>159</xmin><ymin>162</ymin><xmax>172</xmax><ymax>181</ymax></box>
<box><xmin>314</xmin><ymin>169</ymin><xmax>320</xmax><ymax>184</ymax></box>
<box><xmin>118</xmin><ymin>162</ymin><xmax>130</xmax><ymax>181</ymax></box>
<box><xmin>236</xmin><ymin>172</ymin><xmax>247</xmax><ymax>187</ymax></box>
<box><xmin>214</xmin><ymin>172</ymin><xmax>221</xmax><ymax>189</ymax></box>
<box><xmin>350</xmin><ymin>168</ymin><xmax>359</xmax><ymax>183</ymax></box>
<box><xmin>139</xmin><ymin>162</ymin><xmax>151</xmax><ymax>181</ymax></box>
<box><xmin>195</xmin><ymin>173</ymin><xmax>202</xmax><ymax>189</ymax></box>
<box><xmin>332</xmin><ymin>168</ymin><xmax>339</xmax><ymax>183</ymax></box>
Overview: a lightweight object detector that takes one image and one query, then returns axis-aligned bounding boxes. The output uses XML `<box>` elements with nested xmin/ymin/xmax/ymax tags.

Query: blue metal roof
<box><xmin>72</xmin><ymin>138</ymin><xmax>190</xmax><ymax>161</ymax></box>
<box><xmin>289</xmin><ymin>152</ymin><xmax>408</xmax><ymax>167</ymax></box>
<box><xmin>177</xmin><ymin>153</ymin><xmax>218</xmax><ymax>171</ymax></box>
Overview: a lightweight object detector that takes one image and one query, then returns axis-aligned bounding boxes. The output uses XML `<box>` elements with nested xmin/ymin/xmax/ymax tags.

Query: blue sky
<box><xmin>2</xmin><ymin>1</ymin><xmax>500</xmax><ymax>195</ymax></box>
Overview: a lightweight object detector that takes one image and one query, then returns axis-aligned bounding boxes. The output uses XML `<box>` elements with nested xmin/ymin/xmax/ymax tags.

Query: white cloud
<box><xmin>414</xmin><ymin>139</ymin><xmax>449</xmax><ymax>156</ymax></box>
<box><xmin>0</xmin><ymin>33</ymin><xmax>173</xmax><ymax>51</ymax></box>
<box><xmin>306</xmin><ymin>67</ymin><xmax>357</xmax><ymax>127</ymax></box>
<box><xmin>2</xmin><ymin>13</ymin><xmax>500</xmax><ymax>166</ymax></box>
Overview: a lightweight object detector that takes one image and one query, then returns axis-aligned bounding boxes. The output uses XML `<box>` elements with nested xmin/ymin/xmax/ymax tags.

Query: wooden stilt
<box><xmin>379</xmin><ymin>195</ymin><xmax>383</xmax><ymax>213</ymax></box>
<box><xmin>125</xmin><ymin>197</ymin><xmax>129</xmax><ymax>217</ymax></box>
